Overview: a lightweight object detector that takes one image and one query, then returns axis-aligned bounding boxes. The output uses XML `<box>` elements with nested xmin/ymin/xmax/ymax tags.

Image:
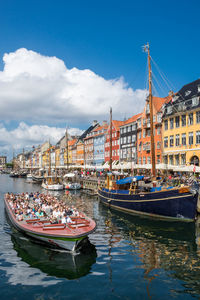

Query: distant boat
<box><xmin>42</xmin><ymin>176</ymin><xmax>64</xmax><ymax>190</ymax></box>
<box><xmin>4</xmin><ymin>195</ymin><xmax>96</xmax><ymax>252</ymax></box>
<box><xmin>63</xmin><ymin>173</ymin><xmax>81</xmax><ymax>190</ymax></box>
<box><xmin>32</xmin><ymin>174</ymin><xmax>44</xmax><ymax>183</ymax></box>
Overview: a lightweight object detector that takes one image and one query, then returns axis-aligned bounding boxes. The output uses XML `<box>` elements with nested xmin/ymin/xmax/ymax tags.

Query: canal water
<box><xmin>0</xmin><ymin>174</ymin><xmax>200</xmax><ymax>299</ymax></box>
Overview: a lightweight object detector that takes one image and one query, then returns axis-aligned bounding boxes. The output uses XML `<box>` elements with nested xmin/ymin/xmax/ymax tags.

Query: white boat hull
<box><xmin>41</xmin><ymin>182</ymin><xmax>64</xmax><ymax>190</ymax></box>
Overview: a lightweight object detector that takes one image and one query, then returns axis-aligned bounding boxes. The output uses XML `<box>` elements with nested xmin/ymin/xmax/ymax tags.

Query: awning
<box><xmin>116</xmin><ymin>175</ymin><xmax>144</xmax><ymax>185</ymax></box>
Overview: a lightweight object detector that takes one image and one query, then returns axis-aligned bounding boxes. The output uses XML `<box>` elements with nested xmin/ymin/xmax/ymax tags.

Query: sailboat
<box><xmin>98</xmin><ymin>44</ymin><xmax>199</xmax><ymax>222</ymax></box>
<box><xmin>41</xmin><ymin>146</ymin><xmax>63</xmax><ymax>191</ymax></box>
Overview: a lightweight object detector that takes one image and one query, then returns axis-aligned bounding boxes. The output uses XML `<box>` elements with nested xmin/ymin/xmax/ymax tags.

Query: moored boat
<box><xmin>98</xmin><ymin>175</ymin><xmax>199</xmax><ymax>221</ymax></box>
<box><xmin>42</xmin><ymin>177</ymin><xmax>64</xmax><ymax>190</ymax></box>
<box><xmin>4</xmin><ymin>195</ymin><xmax>96</xmax><ymax>251</ymax></box>
<box><xmin>98</xmin><ymin>44</ymin><xmax>199</xmax><ymax>222</ymax></box>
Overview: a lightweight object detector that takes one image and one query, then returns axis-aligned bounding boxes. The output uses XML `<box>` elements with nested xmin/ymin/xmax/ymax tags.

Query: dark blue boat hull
<box><xmin>98</xmin><ymin>188</ymin><xmax>198</xmax><ymax>221</ymax></box>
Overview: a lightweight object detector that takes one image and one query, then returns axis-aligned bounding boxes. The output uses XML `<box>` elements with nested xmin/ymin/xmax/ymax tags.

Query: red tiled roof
<box><xmin>122</xmin><ymin>113</ymin><xmax>142</xmax><ymax>125</ymax></box>
<box><xmin>68</xmin><ymin>139</ymin><xmax>77</xmax><ymax>146</ymax></box>
<box><xmin>152</xmin><ymin>96</ymin><xmax>171</xmax><ymax>113</ymax></box>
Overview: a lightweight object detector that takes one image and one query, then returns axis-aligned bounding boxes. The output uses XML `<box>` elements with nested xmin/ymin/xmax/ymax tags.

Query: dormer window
<box><xmin>192</xmin><ymin>96</ymin><xmax>199</xmax><ymax>107</ymax></box>
<box><xmin>185</xmin><ymin>90</ymin><xmax>191</xmax><ymax>97</ymax></box>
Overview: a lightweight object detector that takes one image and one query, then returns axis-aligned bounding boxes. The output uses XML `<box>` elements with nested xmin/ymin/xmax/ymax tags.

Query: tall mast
<box><xmin>65</xmin><ymin>128</ymin><xmax>69</xmax><ymax>169</ymax></box>
<box><xmin>144</xmin><ymin>43</ymin><xmax>156</xmax><ymax>177</ymax></box>
<box><xmin>48</xmin><ymin>141</ymin><xmax>51</xmax><ymax>176</ymax></box>
<box><xmin>23</xmin><ymin>148</ymin><xmax>25</xmax><ymax>169</ymax></box>
<box><xmin>109</xmin><ymin>107</ymin><xmax>112</xmax><ymax>172</ymax></box>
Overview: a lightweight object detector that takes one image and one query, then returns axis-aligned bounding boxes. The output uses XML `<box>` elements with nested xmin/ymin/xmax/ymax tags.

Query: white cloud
<box><xmin>0</xmin><ymin>122</ymin><xmax>83</xmax><ymax>159</ymax></box>
<box><xmin>0</xmin><ymin>48</ymin><xmax>147</xmax><ymax>124</ymax></box>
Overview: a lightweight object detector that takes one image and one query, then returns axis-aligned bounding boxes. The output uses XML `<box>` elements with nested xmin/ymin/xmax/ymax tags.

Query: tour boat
<box><xmin>98</xmin><ymin>44</ymin><xmax>199</xmax><ymax>222</ymax></box>
<box><xmin>4</xmin><ymin>195</ymin><xmax>96</xmax><ymax>251</ymax></box>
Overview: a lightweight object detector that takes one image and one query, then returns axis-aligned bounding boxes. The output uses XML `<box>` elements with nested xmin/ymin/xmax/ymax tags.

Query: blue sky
<box><xmin>0</xmin><ymin>0</ymin><xmax>199</xmax><ymax>90</ymax></box>
<box><xmin>0</xmin><ymin>0</ymin><xmax>199</xmax><ymax>159</ymax></box>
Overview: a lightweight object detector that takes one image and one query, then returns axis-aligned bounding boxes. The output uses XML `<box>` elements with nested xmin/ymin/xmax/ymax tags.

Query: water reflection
<box><xmin>10</xmin><ymin>230</ymin><xmax>97</xmax><ymax>280</ymax></box>
<box><xmin>100</xmin><ymin>204</ymin><xmax>200</xmax><ymax>297</ymax></box>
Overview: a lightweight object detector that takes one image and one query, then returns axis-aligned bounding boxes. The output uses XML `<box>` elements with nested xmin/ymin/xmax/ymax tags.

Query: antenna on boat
<box><xmin>143</xmin><ymin>43</ymin><xmax>156</xmax><ymax>178</ymax></box>
<box><xmin>109</xmin><ymin>107</ymin><xmax>112</xmax><ymax>173</ymax></box>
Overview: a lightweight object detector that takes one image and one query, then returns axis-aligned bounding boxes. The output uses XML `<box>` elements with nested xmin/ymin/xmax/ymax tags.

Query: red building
<box><xmin>105</xmin><ymin>120</ymin><xmax>124</xmax><ymax>163</ymax></box>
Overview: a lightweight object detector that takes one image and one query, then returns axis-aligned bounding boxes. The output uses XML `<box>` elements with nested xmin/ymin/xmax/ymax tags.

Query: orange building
<box><xmin>137</xmin><ymin>96</ymin><xmax>171</xmax><ymax>165</ymax></box>
<box><xmin>76</xmin><ymin>140</ymin><xmax>84</xmax><ymax>165</ymax></box>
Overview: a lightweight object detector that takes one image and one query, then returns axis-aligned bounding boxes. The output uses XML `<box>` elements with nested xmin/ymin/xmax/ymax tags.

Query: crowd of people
<box><xmin>5</xmin><ymin>192</ymin><xmax>81</xmax><ymax>224</ymax></box>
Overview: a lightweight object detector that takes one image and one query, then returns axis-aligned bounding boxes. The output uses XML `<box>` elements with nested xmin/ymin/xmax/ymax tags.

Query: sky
<box><xmin>0</xmin><ymin>0</ymin><xmax>200</xmax><ymax>160</ymax></box>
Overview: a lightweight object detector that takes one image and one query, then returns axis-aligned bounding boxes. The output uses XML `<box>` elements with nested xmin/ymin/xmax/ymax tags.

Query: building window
<box><xmin>164</xmin><ymin>137</ymin><xmax>168</xmax><ymax>148</ymax></box>
<box><xmin>175</xmin><ymin>154</ymin><xmax>179</xmax><ymax>165</ymax></box>
<box><xmin>188</xmin><ymin>113</ymin><xmax>193</xmax><ymax>125</ymax></box>
<box><xmin>132</xmin><ymin>135</ymin><xmax>136</xmax><ymax>142</ymax></box>
<box><xmin>175</xmin><ymin>116</ymin><xmax>180</xmax><ymax>128</ymax></box>
<box><xmin>196</xmin><ymin>111</ymin><xmax>200</xmax><ymax>124</ymax></box>
<box><xmin>157</xmin><ymin>141</ymin><xmax>161</xmax><ymax>149</ymax></box>
<box><xmin>189</xmin><ymin>132</ymin><xmax>193</xmax><ymax>145</ymax></box>
<box><xmin>164</xmin><ymin>120</ymin><xmax>168</xmax><ymax>130</ymax></box>
<box><xmin>192</xmin><ymin>96</ymin><xmax>199</xmax><ymax>106</ymax></box>
<box><xmin>196</xmin><ymin>131</ymin><xmax>200</xmax><ymax>144</ymax></box>
<box><xmin>169</xmin><ymin>155</ymin><xmax>173</xmax><ymax>165</ymax></box>
<box><xmin>175</xmin><ymin>134</ymin><xmax>180</xmax><ymax>146</ymax></box>
<box><xmin>128</xmin><ymin>136</ymin><xmax>131</xmax><ymax>143</ymax></box>
<box><xmin>147</xmin><ymin>157</ymin><xmax>151</xmax><ymax>164</ymax></box>
<box><xmin>157</xmin><ymin>127</ymin><xmax>161</xmax><ymax>135</ymax></box>
<box><xmin>157</xmin><ymin>113</ymin><xmax>162</xmax><ymax>123</ymax></box>
<box><xmin>170</xmin><ymin>117</ymin><xmax>174</xmax><ymax>129</ymax></box>
<box><xmin>128</xmin><ymin>126</ymin><xmax>131</xmax><ymax>132</ymax></box>
<box><xmin>138</xmin><ymin>131</ymin><xmax>141</xmax><ymax>139</ymax></box>
<box><xmin>143</xmin><ymin>156</ymin><xmax>146</xmax><ymax>164</ymax></box>
<box><xmin>170</xmin><ymin>135</ymin><xmax>174</xmax><ymax>147</ymax></box>
<box><xmin>182</xmin><ymin>115</ymin><xmax>186</xmax><ymax>127</ymax></box>
<box><xmin>157</xmin><ymin>155</ymin><xmax>161</xmax><ymax>164</ymax></box>
<box><xmin>181</xmin><ymin>154</ymin><xmax>186</xmax><ymax>165</ymax></box>
<box><xmin>164</xmin><ymin>155</ymin><xmax>168</xmax><ymax>164</ymax></box>
<box><xmin>182</xmin><ymin>133</ymin><xmax>186</xmax><ymax>146</ymax></box>
<box><xmin>147</xmin><ymin>129</ymin><xmax>150</xmax><ymax>136</ymax></box>
<box><xmin>143</xmin><ymin>130</ymin><xmax>146</xmax><ymax>138</ymax></box>
<box><xmin>138</xmin><ymin>157</ymin><xmax>142</xmax><ymax>164</ymax></box>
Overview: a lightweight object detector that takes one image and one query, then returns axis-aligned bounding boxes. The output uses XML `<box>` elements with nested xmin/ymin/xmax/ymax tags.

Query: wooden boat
<box><xmin>32</xmin><ymin>174</ymin><xmax>44</xmax><ymax>182</ymax></box>
<box><xmin>98</xmin><ymin>175</ymin><xmax>198</xmax><ymax>221</ymax></box>
<box><xmin>98</xmin><ymin>44</ymin><xmax>199</xmax><ymax>222</ymax></box>
<box><xmin>42</xmin><ymin>176</ymin><xmax>64</xmax><ymax>190</ymax></box>
<box><xmin>4</xmin><ymin>196</ymin><xmax>96</xmax><ymax>251</ymax></box>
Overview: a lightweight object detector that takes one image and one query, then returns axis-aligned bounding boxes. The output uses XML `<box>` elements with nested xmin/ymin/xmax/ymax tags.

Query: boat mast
<box><xmin>144</xmin><ymin>43</ymin><xmax>156</xmax><ymax>177</ymax></box>
<box><xmin>66</xmin><ymin>128</ymin><xmax>69</xmax><ymax>169</ymax></box>
<box><xmin>48</xmin><ymin>141</ymin><xmax>51</xmax><ymax>177</ymax></box>
<box><xmin>109</xmin><ymin>107</ymin><xmax>112</xmax><ymax>172</ymax></box>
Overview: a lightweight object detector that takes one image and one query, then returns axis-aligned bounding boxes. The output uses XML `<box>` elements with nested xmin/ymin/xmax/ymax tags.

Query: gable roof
<box><xmin>78</xmin><ymin>122</ymin><xmax>99</xmax><ymax>141</ymax></box>
<box><xmin>122</xmin><ymin>113</ymin><xmax>142</xmax><ymax>126</ymax></box>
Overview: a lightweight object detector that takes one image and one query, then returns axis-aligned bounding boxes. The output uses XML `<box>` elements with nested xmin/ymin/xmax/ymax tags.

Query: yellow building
<box><xmin>55</xmin><ymin>147</ymin><xmax>60</xmax><ymax>167</ymax></box>
<box><xmin>162</xmin><ymin>79</ymin><xmax>200</xmax><ymax>167</ymax></box>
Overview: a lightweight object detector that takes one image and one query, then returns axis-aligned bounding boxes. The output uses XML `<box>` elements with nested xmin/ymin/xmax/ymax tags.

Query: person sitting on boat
<box><xmin>61</xmin><ymin>213</ymin><xmax>67</xmax><ymax>224</ymax></box>
<box><xmin>66</xmin><ymin>215</ymin><xmax>73</xmax><ymax>223</ymax></box>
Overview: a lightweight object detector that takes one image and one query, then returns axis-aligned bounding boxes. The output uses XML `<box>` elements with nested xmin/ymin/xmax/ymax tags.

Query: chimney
<box><xmin>168</xmin><ymin>90</ymin><xmax>174</xmax><ymax>97</ymax></box>
<box><xmin>102</xmin><ymin>120</ymin><xmax>107</xmax><ymax>126</ymax></box>
<box><xmin>92</xmin><ymin>120</ymin><xmax>98</xmax><ymax>126</ymax></box>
